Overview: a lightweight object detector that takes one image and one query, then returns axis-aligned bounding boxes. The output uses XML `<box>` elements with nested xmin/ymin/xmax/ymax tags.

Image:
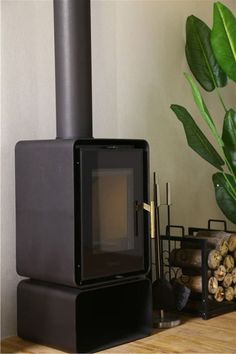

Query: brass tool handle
<box><xmin>143</xmin><ymin>201</ymin><xmax>156</xmax><ymax>239</ymax></box>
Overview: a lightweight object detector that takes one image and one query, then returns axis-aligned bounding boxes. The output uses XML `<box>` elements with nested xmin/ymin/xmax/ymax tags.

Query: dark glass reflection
<box><xmin>92</xmin><ymin>168</ymin><xmax>134</xmax><ymax>253</ymax></box>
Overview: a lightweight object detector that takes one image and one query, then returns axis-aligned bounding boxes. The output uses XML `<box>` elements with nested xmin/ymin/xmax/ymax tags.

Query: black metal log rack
<box><xmin>159</xmin><ymin>219</ymin><xmax>236</xmax><ymax>320</ymax></box>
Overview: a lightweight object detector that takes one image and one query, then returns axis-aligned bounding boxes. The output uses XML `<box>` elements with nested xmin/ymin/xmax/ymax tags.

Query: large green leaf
<box><xmin>211</xmin><ymin>2</ymin><xmax>236</xmax><ymax>82</ymax></box>
<box><xmin>185</xmin><ymin>73</ymin><xmax>223</xmax><ymax>147</ymax></box>
<box><xmin>222</xmin><ymin>109</ymin><xmax>236</xmax><ymax>176</ymax></box>
<box><xmin>185</xmin><ymin>15</ymin><xmax>227</xmax><ymax>91</ymax></box>
<box><xmin>212</xmin><ymin>172</ymin><xmax>236</xmax><ymax>224</ymax></box>
<box><xmin>171</xmin><ymin>104</ymin><xmax>224</xmax><ymax>170</ymax></box>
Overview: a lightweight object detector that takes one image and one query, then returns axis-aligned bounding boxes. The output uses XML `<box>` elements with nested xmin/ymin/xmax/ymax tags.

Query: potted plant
<box><xmin>171</xmin><ymin>1</ymin><xmax>236</xmax><ymax>224</ymax></box>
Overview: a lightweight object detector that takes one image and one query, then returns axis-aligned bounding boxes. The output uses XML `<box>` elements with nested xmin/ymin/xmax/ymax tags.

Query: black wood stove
<box><xmin>16</xmin><ymin>1</ymin><xmax>152</xmax><ymax>352</ymax></box>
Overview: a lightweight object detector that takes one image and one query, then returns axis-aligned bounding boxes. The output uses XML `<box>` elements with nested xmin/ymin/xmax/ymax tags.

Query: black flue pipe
<box><xmin>54</xmin><ymin>0</ymin><xmax>93</xmax><ymax>139</ymax></box>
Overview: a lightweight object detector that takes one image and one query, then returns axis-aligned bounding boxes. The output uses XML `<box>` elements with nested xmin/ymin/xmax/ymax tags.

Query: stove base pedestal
<box><xmin>17</xmin><ymin>278</ymin><xmax>152</xmax><ymax>353</ymax></box>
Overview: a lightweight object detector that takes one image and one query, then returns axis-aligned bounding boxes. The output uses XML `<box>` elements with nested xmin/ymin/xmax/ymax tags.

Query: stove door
<box><xmin>77</xmin><ymin>147</ymin><xmax>148</xmax><ymax>283</ymax></box>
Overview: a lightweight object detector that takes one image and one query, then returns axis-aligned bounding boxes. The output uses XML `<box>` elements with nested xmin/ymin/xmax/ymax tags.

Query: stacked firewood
<box><xmin>207</xmin><ymin>232</ymin><xmax>236</xmax><ymax>302</ymax></box>
<box><xmin>169</xmin><ymin>231</ymin><xmax>236</xmax><ymax>303</ymax></box>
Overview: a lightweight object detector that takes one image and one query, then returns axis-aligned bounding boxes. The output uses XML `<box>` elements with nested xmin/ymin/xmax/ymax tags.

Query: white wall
<box><xmin>1</xmin><ymin>0</ymin><xmax>235</xmax><ymax>338</ymax></box>
<box><xmin>1</xmin><ymin>0</ymin><xmax>56</xmax><ymax>339</ymax></box>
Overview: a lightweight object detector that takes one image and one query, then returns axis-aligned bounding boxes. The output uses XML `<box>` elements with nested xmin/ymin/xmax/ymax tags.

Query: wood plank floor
<box><xmin>1</xmin><ymin>312</ymin><xmax>236</xmax><ymax>353</ymax></box>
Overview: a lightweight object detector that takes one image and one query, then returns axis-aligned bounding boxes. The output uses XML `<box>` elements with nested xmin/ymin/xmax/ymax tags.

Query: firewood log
<box><xmin>208</xmin><ymin>277</ymin><xmax>218</xmax><ymax>294</ymax></box>
<box><xmin>218</xmin><ymin>239</ymin><xmax>229</xmax><ymax>257</ymax></box>
<box><xmin>214</xmin><ymin>265</ymin><xmax>226</xmax><ymax>281</ymax></box>
<box><xmin>234</xmin><ymin>250</ymin><xmax>236</xmax><ymax>261</ymax></box>
<box><xmin>196</xmin><ymin>230</ymin><xmax>230</xmax><ymax>239</ymax></box>
<box><xmin>228</xmin><ymin>234</ymin><xmax>236</xmax><ymax>252</ymax></box>
<box><xmin>170</xmin><ymin>248</ymin><xmax>223</xmax><ymax>270</ymax></box>
<box><xmin>214</xmin><ymin>286</ymin><xmax>224</xmax><ymax>302</ymax></box>
<box><xmin>222</xmin><ymin>273</ymin><xmax>233</xmax><ymax>288</ymax></box>
<box><xmin>234</xmin><ymin>285</ymin><xmax>236</xmax><ymax>299</ymax></box>
<box><xmin>177</xmin><ymin>275</ymin><xmax>202</xmax><ymax>293</ymax></box>
<box><xmin>208</xmin><ymin>250</ymin><xmax>222</xmax><ymax>270</ymax></box>
<box><xmin>196</xmin><ymin>231</ymin><xmax>230</xmax><ymax>256</ymax></box>
<box><xmin>169</xmin><ymin>249</ymin><xmax>202</xmax><ymax>268</ymax></box>
<box><xmin>223</xmin><ymin>255</ymin><xmax>235</xmax><ymax>273</ymax></box>
<box><xmin>232</xmin><ymin>268</ymin><xmax>236</xmax><ymax>284</ymax></box>
<box><xmin>182</xmin><ymin>268</ymin><xmax>211</xmax><ymax>277</ymax></box>
<box><xmin>225</xmin><ymin>286</ymin><xmax>234</xmax><ymax>301</ymax></box>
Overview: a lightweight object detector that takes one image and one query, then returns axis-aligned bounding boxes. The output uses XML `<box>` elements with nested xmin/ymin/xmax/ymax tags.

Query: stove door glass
<box><xmin>79</xmin><ymin>147</ymin><xmax>147</xmax><ymax>282</ymax></box>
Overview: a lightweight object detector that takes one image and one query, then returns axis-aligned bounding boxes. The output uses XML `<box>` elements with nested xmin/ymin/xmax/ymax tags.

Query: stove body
<box><xmin>16</xmin><ymin>138</ymin><xmax>149</xmax><ymax>287</ymax></box>
<box><xmin>15</xmin><ymin>0</ymin><xmax>152</xmax><ymax>352</ymax></box>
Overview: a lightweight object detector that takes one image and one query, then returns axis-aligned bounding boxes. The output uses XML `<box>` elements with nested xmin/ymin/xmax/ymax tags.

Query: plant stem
<box><xmin>216</xmin><ymin>87</ymin><xmax>227</xmax><ymax>113</ymax></box>
<box><xmin>222</xmin><ymin>172</ymin><xmax>236</xmax><ymax>200</ymax></box>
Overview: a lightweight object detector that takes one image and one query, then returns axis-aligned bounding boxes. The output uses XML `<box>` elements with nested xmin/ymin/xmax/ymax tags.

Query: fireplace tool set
<box><xmin>150</xmin><ymin>173</ymin><xmax>181</xmax><ymax>328</ymax></box>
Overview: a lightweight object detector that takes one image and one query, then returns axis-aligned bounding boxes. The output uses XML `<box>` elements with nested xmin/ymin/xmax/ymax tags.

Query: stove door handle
<box><xmin>135</xmin><ymin>201</ymin><xmax>156</xmax><ymax>239</ymax></box>
<box><xmin>143</xmin><ymin>201</ymin><xmax>155</xmax><ymax>239</ymax></box>
<box><xmin>134</xmin><ymin>201</ymin><xmax>139</xmax><ymax>237</ymax></box>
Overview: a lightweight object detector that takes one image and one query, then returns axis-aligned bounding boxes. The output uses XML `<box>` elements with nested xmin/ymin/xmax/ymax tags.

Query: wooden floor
<box><xmin>1</xmin><ymin>312</ymin><xmax>236</xmax><ymax>353</ymax></box>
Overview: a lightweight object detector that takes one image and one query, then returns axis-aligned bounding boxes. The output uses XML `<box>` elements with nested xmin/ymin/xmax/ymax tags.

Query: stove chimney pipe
<box><xmin>54</xmin><ymin>0</ymin><xmax>93</xmax><ymax>139</ymax></box>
